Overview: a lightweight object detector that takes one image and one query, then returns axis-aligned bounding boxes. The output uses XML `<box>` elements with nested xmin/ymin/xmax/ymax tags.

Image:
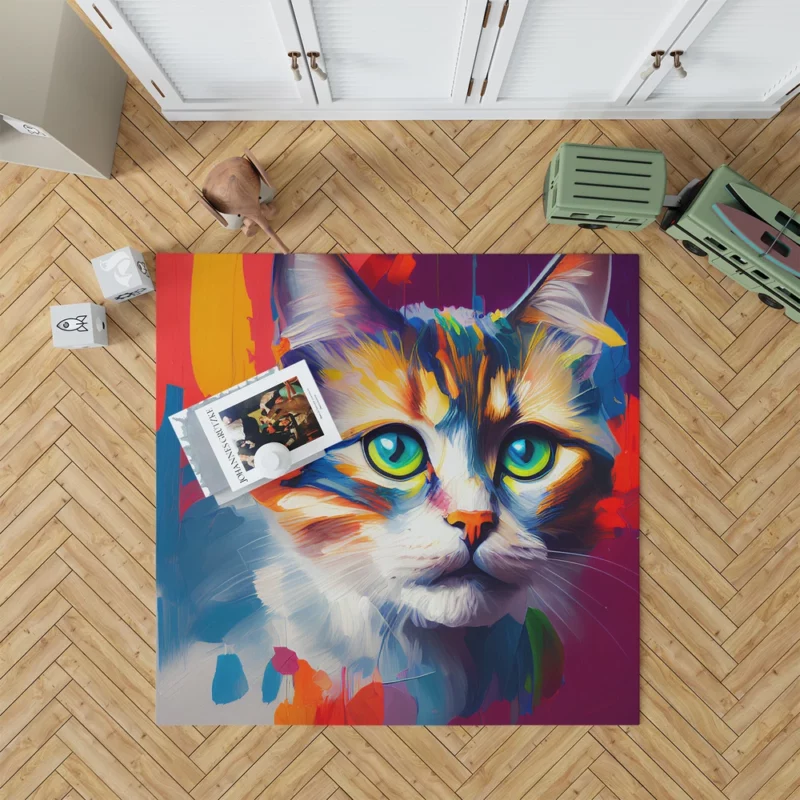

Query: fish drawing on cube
<box><xmin>50</xmin><ymin>302</ymin><xmax>107</xmax><ymax>349</ymax></box>
<box><xmin>92</xmin><ymin>246</ymin><xmax>154</xmax><ymax>302</ymax></box>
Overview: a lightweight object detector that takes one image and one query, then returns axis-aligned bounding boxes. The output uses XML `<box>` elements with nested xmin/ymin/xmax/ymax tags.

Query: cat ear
<box><xmin>506</xmin><ymin>254</ymin><xmax>624</xmax><ymax>348</ymax></box>
<box><xmin>271</xmin><ymin>254</ymin><xmax>406</xmax><ymax>348</ymax></box>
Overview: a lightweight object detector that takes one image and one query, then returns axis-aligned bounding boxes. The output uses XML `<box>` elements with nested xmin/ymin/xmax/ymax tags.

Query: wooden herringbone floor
<box><xmin>2</xmin><ymin>23</ymin><xmax>800</xmax><ymax>800</ymax></box>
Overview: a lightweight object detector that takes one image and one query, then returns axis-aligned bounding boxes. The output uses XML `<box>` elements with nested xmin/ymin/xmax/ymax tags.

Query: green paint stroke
<box><xmin>524</xmin><ymin>608</ymin><xmax>565</xmax><ymax>704</ymax></box>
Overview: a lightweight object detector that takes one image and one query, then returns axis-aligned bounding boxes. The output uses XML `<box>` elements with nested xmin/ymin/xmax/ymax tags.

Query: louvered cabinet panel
<box><xmin>291</xmin><ymin>0</ymin><xmax>485</xmax><ymax>106</ymax></box>
<box><xmin>75</xmin><ymin>0</ymin><xmax>315</xmax><ymax>110</ymax></box>
<box><xmin>648</xmin><ymin>0</ymin><xmax>800</xmax><ymax>103</ymax></box>
<box><xmin>73</xmin><ymin>0</ymin><xmax>797</xmax><ymax>117</ymax></box>
<box><xmin>115</xmin><ymin>0</ymin><xmax>292</xmax><ymax>101</ymax></box>
<box><xmin>494</xmin><ymin>0</ymin><xmax>685</xmax><ymax>102</ymax></box>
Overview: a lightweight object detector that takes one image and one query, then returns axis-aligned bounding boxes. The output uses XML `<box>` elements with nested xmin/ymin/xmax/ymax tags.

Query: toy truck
<box><xmin>544</xmin><ymin>143</ymin><xmax>800</xmax><ymax>322</ymax></box>
<box><xmin>660</xmin><ymin>165</ymin><xmax>800</xmax><ymax>322</ymax></box>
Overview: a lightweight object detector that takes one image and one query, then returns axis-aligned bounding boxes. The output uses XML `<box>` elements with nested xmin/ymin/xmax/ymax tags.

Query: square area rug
<box><xmin>156</xmin><ymin>253</ymin><xmax>639</xmax><ymax>725</ymax></box>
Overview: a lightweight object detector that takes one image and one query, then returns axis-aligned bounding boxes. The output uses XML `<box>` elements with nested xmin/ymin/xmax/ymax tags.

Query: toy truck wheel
<box><xmin>578</xmin><ymin>223</ymin><xmax>606</xmax><ymax>229</ymax></box>
<box><xmin>758</xmin><ymin>293</ymin><xmax>784</xmax><ymax>310</ymax></box>
<box><xmin>682</xmin><ymin>240</ymin><xmax>707</xmax><ymax>257</ymax></box>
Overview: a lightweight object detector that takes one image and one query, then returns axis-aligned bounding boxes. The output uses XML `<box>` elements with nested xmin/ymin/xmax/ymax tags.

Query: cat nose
<box><xmin>446</xmin><ymin>511</ymin><xmax>497</xmax><ymax>552</ymax></box>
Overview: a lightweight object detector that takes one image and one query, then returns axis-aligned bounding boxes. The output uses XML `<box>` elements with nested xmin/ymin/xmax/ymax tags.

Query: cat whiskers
<box><xmin>527</xmin><ymin>586</ymin><xmax>577</xmax><ymax>642</ymax></box>
<box><xmin>546</xmin><ymin>549</ymin><xmax>640</xmax><ymax>579</ymax></box>
<box><xmin>375</xmin><ymin>603</ymin><xmax>413</xmax><ymax>669</ymax></box>
<box><xmin>541</xmin><ymin>565</ymin><xmax>606</xmax><ymax>609</ymax></box>
<box><xmin>546</xmin><ymin>555</ymin><xmax>638</xmax><ymax>594</ymax></box>
<box><xmin>536</xmin><ymin>571</ymin><xmax>631</xmax><ymax>657</ymax></box>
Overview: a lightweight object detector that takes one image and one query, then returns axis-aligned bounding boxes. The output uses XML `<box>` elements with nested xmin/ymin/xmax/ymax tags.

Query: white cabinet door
<box><xmin>637</xmin><ymin>0</ymin><xmax>800</xmax><ymax>108</ymax></box>
<box><xmin>289</xmin><ymin>0</ymin><xmax>486</xmax><ymax>109</ymax></box>
<box><xmin>480</xmin><ymin>0</ymin><xmax>706</xmax><ymax>110</ymax></box>
<box><xmin>76</xmin><ymin>0</ymin><xmax>317</xmax><ymax>112</ymax></box>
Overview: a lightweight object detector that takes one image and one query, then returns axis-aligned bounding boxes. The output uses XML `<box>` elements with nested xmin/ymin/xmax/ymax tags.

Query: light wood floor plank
<box><xmin>56</xmin><ymin>465</ymin><xmax>155</xmax><ymax>575</ymax></box>
<box><xmin>363</xmin><ymin>121</ymin><xmax>469</xmax><ymax>210</ymax></box>
<box><xmin>454</xmin><ymin>119</ymin><xmax>579</xmax><ymax>230</ymax></box>
<box><xmin>399</xmin><ymin>121</ymin><xmax>469</xmax><ymax>175</ymax></box>
<box><xmin>0</xmin><ymin>163</ymin><xmax>36</xmax><ymax>206</ymax></box>
<box><xmin>57</xmin><ymin>751</ymin><xmax>124</xmax><ymax>800</ymax></box>
<box><xmin>0</xmin><ymin>193</ymin><xmax>69</xmax><ymax>279</ymax></box>
<box><xmin>0</xmin><ymin>733</ymin><xmax>71</xmax><ymax>800</ymax></box>
<box><xmin>0</xmin><ymin>698</ymin><xmax>71</xmax><ymax>789</ymax></box>
<box><xmin>329</xmin><ymin>122</ymin><xmax>467</xmax><ymax>247</ymax></box>
<box><xmin>121</xmin><ymin>86</ymin><xmax>202</xmax><ymax>176</ymax></box>
<box><xmin>57</xmin><ymin>680</ymin><xmax>192</xmax><ymax>800</ymax></box>
<box><xmin>640</xmin><ymin>680</ymin><xmax>737</xmax><ymax>790</ymax></box>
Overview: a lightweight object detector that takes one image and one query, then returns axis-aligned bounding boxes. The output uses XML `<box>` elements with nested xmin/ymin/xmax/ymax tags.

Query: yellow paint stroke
<box><xmin>487</xmin><ymin>370</ymin><xmax>510</xmax><ymax>421</ymax></box>
<box><xmin>585</xmin><ymin>318</ymin><xmax>626</xmax><ymax>347</ymax></box>
<box><xmin>418</xmin><ymin>368</ymin><xmax>450</xmax><ymax>425</ymax></box>
<box><xmin>190</xmin><ymin>254</ymin><xmax>256</xmax><ymax>396</ymax></box>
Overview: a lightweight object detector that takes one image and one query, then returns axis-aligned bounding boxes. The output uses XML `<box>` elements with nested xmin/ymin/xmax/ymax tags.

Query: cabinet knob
<box><xmin>288</xmin><ymin>51</ymin><xmax>302</xmax><ymax>81</ymax></box>
<box><xmin>670</xmin><ymin>50</ymin><xmax>687</xmax><ymax>79</ymax></box>
<box><xmin>640</xmin><ymin>50</ymin><xmax>665</xmax><ymax>81</ymax></box>
<box><xmin>307</xmin><ymin>52</ymin><xmax>328</xmax><ymax>81</ymax></box>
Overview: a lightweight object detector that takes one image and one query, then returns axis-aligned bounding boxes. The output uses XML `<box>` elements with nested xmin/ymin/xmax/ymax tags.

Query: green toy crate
<box><xmin>544</xmin><ymin>143</ymin><xmax>667</xmax><ymax>231</ymax></box>
<box><xmin>660</xmin><ymin>164</ymin><xmax>800</xmax><ymax>322</ymax></box>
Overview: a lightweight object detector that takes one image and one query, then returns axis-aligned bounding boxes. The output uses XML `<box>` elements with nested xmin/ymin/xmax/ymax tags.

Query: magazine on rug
<box><xmin>198</xmin><ymin>361</ymin><xmax>339</xmax><ymax>489</ymax></box>
<box><xmin>170</xmin><ymin>360</ymin><xmax>340</xmax><ymax>500</ymax></box>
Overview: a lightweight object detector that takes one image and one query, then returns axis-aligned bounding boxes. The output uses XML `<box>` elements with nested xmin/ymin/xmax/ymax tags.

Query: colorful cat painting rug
<box><xmin>156</xmin><ymin>253</ymin><xmax>639</xmax><ymax>725</ymax></box>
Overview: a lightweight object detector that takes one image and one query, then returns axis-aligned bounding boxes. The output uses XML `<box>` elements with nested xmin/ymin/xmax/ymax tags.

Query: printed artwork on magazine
<box><xmin>156</xmin><ymin>252</ymin><xmax>639</xmax><ymax>726</ymax></box>
<box><xmin>219</xmin><ymin>378</ymin><xmax>321</xmax><ymax>469</ymax></box>
<box><xmin>196</xmin><ymin>361</ymin><xmax>340</xmax><ymax>491</ymax></box>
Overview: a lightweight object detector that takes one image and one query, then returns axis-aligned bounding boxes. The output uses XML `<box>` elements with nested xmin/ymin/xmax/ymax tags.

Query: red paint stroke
<box><xmin>356</xmin><ymin>254</ymin><xmax>394</xmax><ymax>288</ymax></box>
<box><xmin>342</xmin><ymin>254</ymin><xmax>371</xmax><ymax>272</ymax></box>
<box><xmin>595</xmin><ymin>394</ymin><xmax>640</xmax><ymax>536</ymax></box>
<box><xmin>346</xmin><ymin>680</ymin><xmax>384</xmax><ymax>724</ymax></box>
<box><xmin>179</xmin><ymin>479</ymin><xmax>205</xmax><ymax>518</ymax></box>
<box><xmin>242</xmin><ymin>254</ymin><xmax>277</xmax><ymax>373</ymax></box>
<box><xmin>608</xmin><ymin>394</ymin><xmax>639</xmax><ymax>493</ymax></box>
<box><xmin>271</xmin><ymin>646</ymin><xmax>300</xmax><ymax>675</ymax></box>
<box><xmin>155</xmin><ymin>254</ymin><xmax>203</xmax><ymax>427</ymax></box>
<box><xmin>355</xmin><ymin>254</ymin><xmax>418</xmax><ymax>290</ymax></box>
<box><xmin>386</xmin><ymin>254</ymin><xmax>416</xmax><ymax>285</ymax></box>
<box><xmin>272</xmin><ymin>658</ymin><xmax>385</xmax><ymax>725</ymax></box>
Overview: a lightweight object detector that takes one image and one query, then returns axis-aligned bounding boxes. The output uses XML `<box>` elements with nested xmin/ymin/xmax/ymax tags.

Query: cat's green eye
<box><xmin>364</xmin><ymin>426</ymin><xmax>427</xmax><ymax>480</ymax></box>
<box><xmin>500</xmin><ymin>434</ymin><xmax>554</xmax><ymax>481</ymax></box>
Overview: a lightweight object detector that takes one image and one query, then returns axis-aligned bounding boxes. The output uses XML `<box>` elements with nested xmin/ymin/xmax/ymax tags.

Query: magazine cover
<box><xmin>196</xmin><ymin>361</ymin><xmax>340</xmax><ymax>491</ymax></box>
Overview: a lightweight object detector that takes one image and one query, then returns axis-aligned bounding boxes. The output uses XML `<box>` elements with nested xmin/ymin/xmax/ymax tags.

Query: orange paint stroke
<box><xmin>189</xmin><ymin>253</ymin><xmax>256</xmax><ymax>396</ymax></box>
<box><xmin>273</xmin><ymin>658</ymin><xmax>385</xmax><ymax>725</ymax></box>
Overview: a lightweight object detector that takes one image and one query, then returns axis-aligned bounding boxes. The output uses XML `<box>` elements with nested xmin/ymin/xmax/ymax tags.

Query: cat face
<box><xmin>256</xmin><ymin>255</ymin><xmax>624</xmax><ymax>629</ymax></box>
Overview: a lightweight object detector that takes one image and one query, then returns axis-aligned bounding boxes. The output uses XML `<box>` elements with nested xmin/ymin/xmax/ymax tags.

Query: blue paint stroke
<box><xmin>212</xmin><ymin>653</ymin><xmax>249</xmax><ymax>704</ymax></box>
<box><xmin>156</xmin><ymin>384</ymin><xmax>183</xmax><ymax>668</ymax></box>
<box><xmin>158</xmin><ymin>384</ymin><xmax>269</xmax><ymax>669</ymax></box>
<box><xmin>594</xmin><ymin>309</ymin><xmax>630</xmax><ymax>421</ymax></box>
<box><xmin>261</xmin><ymin>661</ymin><xmax>282</xmax><ymax>703</ymax></box>
<box><xmin>471</xmin><ymin>255</ymin><xmax>485</xmax><ymax>314</ymax></box>
<box><xmin>181</xmin><ymin>463</ymin><xmax>197</xmax><ymax>486</ymax></box>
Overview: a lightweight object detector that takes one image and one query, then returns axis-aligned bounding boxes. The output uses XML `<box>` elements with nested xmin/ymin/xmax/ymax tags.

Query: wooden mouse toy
<box><xmin>197</xmin><ymin>149</ymin><xmax>288</xmax><ymax>253</ymax></box>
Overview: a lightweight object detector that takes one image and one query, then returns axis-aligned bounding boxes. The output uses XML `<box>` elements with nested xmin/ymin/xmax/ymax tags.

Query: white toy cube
<box><xmin>91</xmin><ymin>246</ymin><xmax>154</xmax><ymax>302</ymax></box>
<box><xmin>50</xmin><ymin>303</ymin><xmax>107</xmax><ymax>349</ymax></box>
